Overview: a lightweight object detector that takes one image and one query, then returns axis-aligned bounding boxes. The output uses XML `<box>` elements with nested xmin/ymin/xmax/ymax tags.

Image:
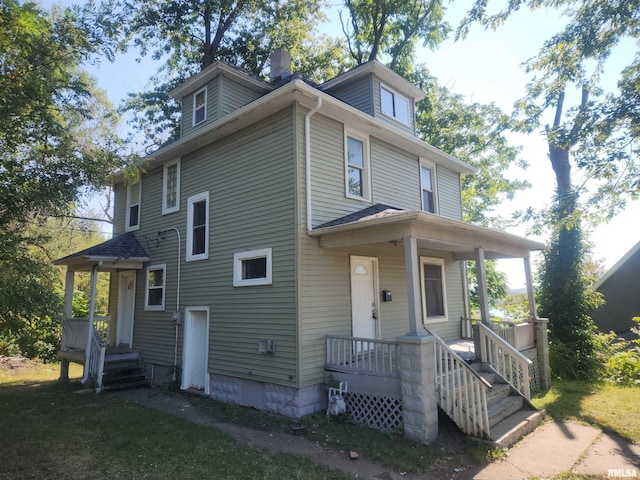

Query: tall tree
<box><xmin>0</xmin><ymin>0</ymin><xmax>124</xmax><ymax>359</ymax></box>
<box><xmin>339</xmin><ymin>0</ymin><xmax>449</xmax><ymax>71</ymax></box>
<box><xmin>459</xmin><ymin>0</ymin><xmax>639</xmax><ymax>377</ymax></box>
<box><xmin>118</xmin><ymin>0</ymin><xmax>348</xmax><ymax>149</ymax></box>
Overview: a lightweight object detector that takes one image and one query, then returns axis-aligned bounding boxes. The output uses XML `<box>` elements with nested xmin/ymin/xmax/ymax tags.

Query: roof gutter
<box><xmin>305</xmin><ymin>96</ymin><xmax>322</xmax><ymax>232</ymax></box>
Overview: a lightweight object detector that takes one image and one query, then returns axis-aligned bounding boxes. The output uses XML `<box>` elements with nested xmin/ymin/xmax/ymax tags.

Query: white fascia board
<box><xmin>119</xmin><ymin>79</ymin><xmax>475</xmax><ymax>182</ymax></box>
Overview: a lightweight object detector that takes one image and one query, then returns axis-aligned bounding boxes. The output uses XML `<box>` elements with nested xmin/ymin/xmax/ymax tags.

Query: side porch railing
<box><xmin>86</xmin><ymin>328</ymin><xmax>107</xmax><ymax>390</ymax></box>
<box><xmin>478</xmin><ymin>322</ymin><xmax>532</xmax><ymax>400</ymax></box>
<box><xmin>462</xmin><ymin>317</ymin><xmax>535</xmax><ymax>351</ymax></box>
<box><xmin>425</xmin><ymin>326</ymin><xmax>492</xmax><ymax>440</ymax></box>
<box><xmin>61</xmin><ymin>315</ymin><xmax>111</xmax><ymax>351</ymax></box>
<box><xmin>325</xmin><ymin>335</ymin><xmax>399</xmax><ymax>376</ymax></box>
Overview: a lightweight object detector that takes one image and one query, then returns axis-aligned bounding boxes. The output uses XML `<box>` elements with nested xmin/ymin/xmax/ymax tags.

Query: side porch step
<box><xmin>101</xmin><ymin>350</ymin><xmax>148</xmax><ymax>392</ymax></box>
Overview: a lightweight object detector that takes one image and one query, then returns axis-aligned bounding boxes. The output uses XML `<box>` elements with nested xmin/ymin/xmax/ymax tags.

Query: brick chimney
<box><xmin>270</xmin><ymin>49</ymin><xmax>291</xmax><ymax>80</ymax></box>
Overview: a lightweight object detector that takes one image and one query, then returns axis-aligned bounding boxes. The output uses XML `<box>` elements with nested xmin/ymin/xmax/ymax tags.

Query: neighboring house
<box><xmin>56</xmin><ymin>50</ymin><xmax>549</xmax><ymax>446</ymax></box>
<box><xmin>592</xmin><ymin>240</ymin><xmax>640</xmax><ymax>334</ymax></box>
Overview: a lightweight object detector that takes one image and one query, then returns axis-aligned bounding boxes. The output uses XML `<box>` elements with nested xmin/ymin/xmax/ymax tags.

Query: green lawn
<box><xmin>531</xmin><ymin>380</ymin><xmax>640</xmax><ymax>443</ymax></box>
<box><xmin>0</xmin><ymin>363</ymin><xmax>352</xmax><ymax>480</ymax></box>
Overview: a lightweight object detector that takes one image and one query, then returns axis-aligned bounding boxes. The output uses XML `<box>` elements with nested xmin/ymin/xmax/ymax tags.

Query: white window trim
<box><xmin>344</xmin><ymin>129</ymin><xmax>372</xmax><ymax>201</ymax></box>
<box><xmin>125</xmin><ymin>180</ymin><xmax>141</xmax><ymax>232</ymax></box>
<box><xmin>162</xmin><ymin>159</ymin><xmax>181</xmax><ymax>215</ymax></box>
<box><xmin>419</xmin><ymin>256</ymin><xmax>448</xmax><ymax>324</ymax></box>
<box><xmin>419</xmin><ymin>159</ymin><xmax>438</xmax><ymax>214</ymax></box>
<box><xmin>186</xmin><ymin>191</ymin><xmax>209</xmax><ymax>262</ymax></box>
<box><xmin>192</xmin><ymin>87</ymin><xmax>207</xmax><ymax>126</ymax></box>
<box><xmin>380</xmin><ymin>83</ymin><xmax>411</xmax><ymax>125</ymax></box>
<box><xmin>233</xmin><ymin>248</ymin><xmax>273</xmax><ymax>287</ymax></box>
<box><xmin>145</xmin><ymin>264</ymin><xmax>166</xmax><ymax>311</ymax></box>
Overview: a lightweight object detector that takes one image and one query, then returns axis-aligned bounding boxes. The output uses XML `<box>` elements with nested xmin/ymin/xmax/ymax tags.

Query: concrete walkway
<box><xmin>474</xmin><ymin>420</ymin><xmax>640</xmax><ymax>479</ymax></box>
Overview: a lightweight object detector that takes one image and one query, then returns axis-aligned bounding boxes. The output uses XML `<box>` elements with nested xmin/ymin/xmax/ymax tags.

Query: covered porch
<box><xmin>54</xmin><ymin>232</ymin><xmax>149</xmax><ymax>390</ymax></box>
<box><xmin>311</xmin><ymin>206</ymin><xmax>549</xmax><ymax>445</ymax></box>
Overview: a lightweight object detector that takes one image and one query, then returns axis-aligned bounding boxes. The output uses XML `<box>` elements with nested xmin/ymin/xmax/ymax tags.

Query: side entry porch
<box><xmin>54</xmin><ymin>233</ymin><xmax>149</xmax><ymax>391</ymax></box>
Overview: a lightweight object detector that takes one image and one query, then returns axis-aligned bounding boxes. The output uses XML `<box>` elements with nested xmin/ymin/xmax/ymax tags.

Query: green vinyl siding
<box><xmin>323</xmin><ymin>74</ymin><xmax>374</xmax><ymax>115</ymax></box>
<box><xmin>370</xmin><ymin>138</ymin><xmax>422</xmax><ymax>209</ymax></box>
<box><xmin>436</xmin><ymin>166</ymin><xmax>463</xmax><ymax>220</ymax></box>
<box><xmin>220</xmin><ymin>76</ymin><xmax>263</xmax><ymax>116</ymax></box>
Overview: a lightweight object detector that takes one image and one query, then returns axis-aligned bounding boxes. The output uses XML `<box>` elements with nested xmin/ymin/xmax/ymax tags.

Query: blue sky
<box><xmin>44</xmin><ymin>0</ymin><xmax>640</xmax><ymax>286</ymax></box>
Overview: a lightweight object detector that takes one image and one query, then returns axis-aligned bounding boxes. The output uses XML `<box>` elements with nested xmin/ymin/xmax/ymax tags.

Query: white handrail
<box><xmin>425</xmin><ymin>326</ymin><xmax>491</xmax><ymax>439</ymax></box>
<box><xmin>478</xmin><ymin>322</ymin><xmax>532</xmax><ymax>399</ymax></box>
<box><xmin>86</xmin><ymin>328</ymin><xmax>107</xmax><ymax>391</ymax></box>
<box><xmin>326</xmin><ymin>335</ymin><xmax>399</xmax><ymax>377</ymax></box>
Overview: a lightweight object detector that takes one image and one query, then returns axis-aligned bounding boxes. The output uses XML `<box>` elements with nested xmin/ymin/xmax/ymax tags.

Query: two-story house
<box><xmin>56</xmin><ymin>50</ymin><xmax>549</xmax><ymax>446</ymax></box>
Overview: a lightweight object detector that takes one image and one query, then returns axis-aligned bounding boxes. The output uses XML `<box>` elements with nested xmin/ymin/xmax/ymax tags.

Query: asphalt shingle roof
<box><xmin>55</xmin><ymin>232</ymin><xmax>148</xmax><ymax>264</ymax></box>
<box><xmin>315</xmin><ymin>204</ymin><xmax>403</xmax><ymax>229</ymax></box>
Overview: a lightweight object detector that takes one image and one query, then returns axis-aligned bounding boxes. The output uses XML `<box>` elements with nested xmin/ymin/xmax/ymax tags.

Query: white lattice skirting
<box><xmin>344</xmin><ymin>392</ymin><xmax>403</xmax><ymax>432</ymax></box>
<box><xmin>523</xmin><ymin>348</ymin><xmax>541</xmax><ymax>392</ymax></box>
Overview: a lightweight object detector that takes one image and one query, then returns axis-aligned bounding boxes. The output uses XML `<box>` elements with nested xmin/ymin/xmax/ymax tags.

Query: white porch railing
<box><xmin>61</xmin><ymin>316</ymin><xmax>111</xmax><ymax>351</ymax></box>
<box><xmin>478</xmin><ymin>322</ymin><xmax>532</xmax><ymax>400</ymax></box>
<box><xmin>86</xmin><ymin>328</ymin><xmax>107</xmax><ymax>390</ymax></box>
<box><xmin>326</xmin><ymin>335</ymin><xmax>399</xmax><ymax>377</ymax></box>
<box><xmin>461</xmin><ymin>317</ymin><xmax>536</xmax><ymax>352</ymax></box>
<box><xmin>426</xmin><ymin>326</ymin><xmax>492</xmax><ymax>440</ymax></box>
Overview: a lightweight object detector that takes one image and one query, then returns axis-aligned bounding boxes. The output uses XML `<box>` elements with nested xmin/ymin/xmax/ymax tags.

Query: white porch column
<box><xmin>82</xmin><ymin>264</ymin><xmax>99</xmax><ymax>384</ymax></box>
<box><xmin>403</xmin><ymin>236</ymin><xmax>423</xmax><ymax>336</ymax></box>
<box><xmin>474</xmin><ymin>247</ymin><xmax>491</xmax><ymax>325</ymax></box>
<box><xmin>523</xmin><ymin>256</ymin><xmax>537</xmax><ymax>318</ymax></box>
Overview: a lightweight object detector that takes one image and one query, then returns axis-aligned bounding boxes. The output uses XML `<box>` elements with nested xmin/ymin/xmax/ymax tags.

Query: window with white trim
<box><xmin>125</xmin><ymin>181</ymin><xmax>141</xmax><ymax>231</ymax></box>
<box><xmin>420</xmin><ymin>162</ymin><xmax>436</xmax><ymax>213</ymax></box>
<box><xmin>420</xmin><ymin>257</ymin><xmax>447</xmax><ymax>323</ymax></box>
<box><xmin>145</xmin><ymin>264</ymin><xmax>166</xmax><ymax>311</ymax></box>
<box><xmin>162</xmin><ymin>159</ymin><xmax>180</xmax><ymax>215</ymax></box>
<box><xmin>233</xmin><ymin>248</ymin><xmax>273</xmax><ymax>287</ymax></box>
<box><xmin>345</xmin><ymin>131</ymin><xmax>371</xmax><ymax>200</ymax></box>
<box><xmin>186</xmin><ymin>191</ymin><xmax>209</xmax><ymax>261</ymax></box>
<box><xmin>193</xmin><ymin>87</ymin><xmax>207</xmax><ymax>126</ymax></box>
<box><xmin>380</xmin><ymin>84</ymin><xmax>410</xmax><ymax>125</ymax></box>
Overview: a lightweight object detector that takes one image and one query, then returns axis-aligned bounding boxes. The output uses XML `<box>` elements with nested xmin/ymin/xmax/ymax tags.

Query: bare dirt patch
<box><xmin>0</xmin><ymin>355</ymin><xmax>41</xmax><ymax>372</ymax></box>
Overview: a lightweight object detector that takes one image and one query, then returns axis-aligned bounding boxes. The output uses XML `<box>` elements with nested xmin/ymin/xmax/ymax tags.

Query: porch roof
<box><xmin>310</xmin><ymin>206</ymin><xmax>547</xmax><ymax>259</ymax></box>
<box><xmin>53</xmin><ymin>232</ymin><xmax>150</xmax><ymax>272</ymax></box>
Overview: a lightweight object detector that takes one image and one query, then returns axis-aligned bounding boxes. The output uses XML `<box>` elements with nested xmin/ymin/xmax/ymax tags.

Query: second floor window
<box><xmin>193</xmin><ymin>87</ymin><xmax>207</xmax><ymax>126</ymax></box>
<box><xmin>187</xmin><ymin>191</ymin><xmax>209</xmax><ymax>261</ymax></box>
<box><xmin>420</xmin><ymin>163</ymin><xmax>436</xmax><ymax>213</ymax></box>
<box><xmin>345</xmin><ymin>132</ymin><xmax>370</xmax><ymax>200</ymax></box>
<box><xmin>163</xmin><ymin>160</ymin><xmax>180</xmax><ymax>215</ymax></box>
<box><xmin>126</xmin><ymin>181</ymin><xmax>141</xmax><ymax>231</ymax></box>
<box><xmin>380</xmin><ymin>85</ymin><xmax>410</xmax><ymax>125</ymax></box>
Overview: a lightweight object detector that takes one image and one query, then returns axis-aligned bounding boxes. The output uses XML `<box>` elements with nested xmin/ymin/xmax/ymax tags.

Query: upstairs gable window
<box><xmin>420</xmin><ymin>162</ymin><xmax>437</xmax><ymax>213</ymax></box>
<box><xmin>345</xmin><ymin>131</ymin><xmax>371</xmax><ymax>200</ymax></box>
<box><xmin>162</xmin><ymin>159</ymin><xmax>180</xmax><ymax>215</ymax></box>
<box><xmin>126</xmin><ymin>181</ymin><xmax>141</xmax><ymax>232</ymax></box>
<box><xmin>193</xmin><ymin>87</ymin><xmax>207</xmax><ymax>126</ymax></box>
<box><xmin>380</xmin><ymin>85</ymin><xmax>410</xmax><ymax>125</ymax></box>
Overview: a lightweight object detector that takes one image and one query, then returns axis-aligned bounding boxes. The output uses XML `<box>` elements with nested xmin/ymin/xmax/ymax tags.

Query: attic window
<box><xmin>193</xmin><ymin>87</ymin><xmax>207</xmax><ymax>126</ymax></box>
<box><xmin>380</xmin><ymin>85</ymin><xmax>410</xmax><ymax>125</ymax></box>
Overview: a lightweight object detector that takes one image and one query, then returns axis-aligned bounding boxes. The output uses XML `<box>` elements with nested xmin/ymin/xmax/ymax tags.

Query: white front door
<box><xmin>116</xmin><ymin>271</ymin><xmax>136</xmax><ymax>347</ymax></box>
<box><xmin>350</xmin><ymin>256</ymin><xmax>378</xmax><ymax>340</ymax></box>
<box><xmin>182</xmin><ymin>308</ymin><xmax>209</xmax><ymax>392</ymax></box>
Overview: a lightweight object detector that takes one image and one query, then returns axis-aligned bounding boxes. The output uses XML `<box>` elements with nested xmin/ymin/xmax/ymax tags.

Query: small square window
<box><xmin>193</xmin><ymin>88</ymin><xmax>207</xmax><ymax>126</ymax></box>
<box><xmin>233</xmin><ymin>248</ymin><xmax>272</xmax><ymax>287</ymax></box>
<box><xmin>145</xmin><ymin>264</ymin><xmax>166</xmax><ymax>311</ymax></box>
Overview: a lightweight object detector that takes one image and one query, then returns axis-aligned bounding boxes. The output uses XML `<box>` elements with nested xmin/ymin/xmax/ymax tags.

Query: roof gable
<box><xmin>594</xmin><ymin>240</ymin><xmax>640</xmax><ymax>290</ymax></box>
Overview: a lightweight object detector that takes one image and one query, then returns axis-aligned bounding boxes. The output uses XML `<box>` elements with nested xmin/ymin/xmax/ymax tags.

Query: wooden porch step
<box><xmin>102</xmin><ymin>379</ymin><xmax>148</xmax><ymax>391</ymax></box>
<box><xmin>488</xmin><ymin>395</ymin><xmax>524</xmax><ymax>427</ymax></box>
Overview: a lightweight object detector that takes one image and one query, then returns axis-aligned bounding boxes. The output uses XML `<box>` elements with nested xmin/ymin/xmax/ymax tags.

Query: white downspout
<box><xmin>159</xmin><ymin>228</ymin><xmax>181</xmax><ymax>381</ymax></box>
<box><xmin>305</xmin><ymin>97</ymin><xmax>322</xmax><ymax>232</ymax></box>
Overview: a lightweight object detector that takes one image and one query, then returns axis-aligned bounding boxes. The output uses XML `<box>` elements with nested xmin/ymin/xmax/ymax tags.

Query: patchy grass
<box><xmin>531</xmin><ymin>381</ymin><xmax>640</xmax><ymax>443</ymax></box>
<box><xmin>0</xmin><ymin>363</ymin><xmax>351</xmax><ymax>480</ymax></box>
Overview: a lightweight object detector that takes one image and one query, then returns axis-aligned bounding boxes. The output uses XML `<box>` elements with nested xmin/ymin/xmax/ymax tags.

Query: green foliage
<box><xmin>593</xmin><ymin>318</ymin><xmax>640</xmax><ymax>386</ymax></box>
<box><xmin>497</xmin><ymin>292</ymin><xmax>530</xmax><ymax>321</ymax></box>
<box><xmin>467</xmin><ymin>260</ymin><xmax>509</xmax><ymax>316</ymax></box>
<box><xmin>538</xmin><ymin>200</ymin><xmax>604</xmax><ymax>380</ymax></box>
